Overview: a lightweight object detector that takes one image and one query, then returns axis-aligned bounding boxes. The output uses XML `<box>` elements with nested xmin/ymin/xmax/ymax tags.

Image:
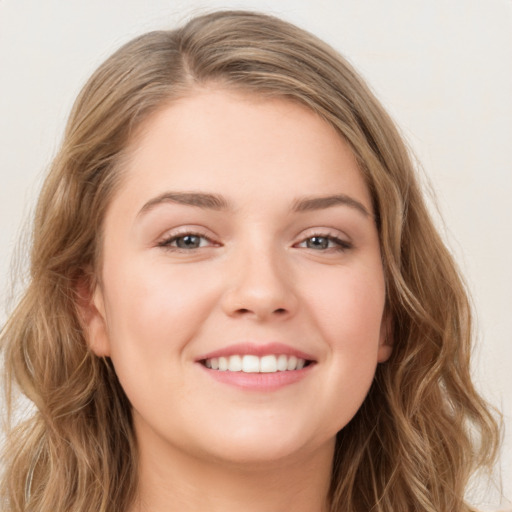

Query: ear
<box><xmin>75</xmin><ymin>274</ymin><xmax>111</xmax><ymax>357</ymax></box>
<box><xmin>377</xmin><ymin>312</ymin><xmax>393</xmax><ymax>363</ymax></box>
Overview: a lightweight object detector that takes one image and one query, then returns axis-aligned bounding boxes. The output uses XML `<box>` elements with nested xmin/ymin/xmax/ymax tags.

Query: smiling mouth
<box><xmin>200</xmin><ymin>354</ymin><xmax>314</xmax><ymax>373</ymax></box>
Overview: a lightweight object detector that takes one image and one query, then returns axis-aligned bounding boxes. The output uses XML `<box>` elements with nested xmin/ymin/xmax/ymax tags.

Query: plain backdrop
<box><xmin>1</xmin><ymin>1</ymin><xmax>511</xmax><ymax>509</ymax></box>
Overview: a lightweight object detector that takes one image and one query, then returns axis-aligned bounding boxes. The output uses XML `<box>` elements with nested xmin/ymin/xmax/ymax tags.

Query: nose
<box><xmin>220</xmin><ymin>245</ymin><xmax>298</xmax><ymax>322</ymax></box>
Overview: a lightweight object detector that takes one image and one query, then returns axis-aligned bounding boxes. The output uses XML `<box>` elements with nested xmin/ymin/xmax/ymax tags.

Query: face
<box><xmin>85</xmin><ymin>89</ymin><xmax>391</xmax><ymax>467</ymax></box>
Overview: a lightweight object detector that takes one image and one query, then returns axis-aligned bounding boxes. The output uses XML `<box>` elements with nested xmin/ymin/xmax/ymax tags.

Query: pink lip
<box><xmin>198</xmin><ymin>363</ymin><xmax>314</xmax><ymax>392</ymax></box>
<box><xmin>195</xmin><ymin>342</ymin><xmax>316</xmax><ymax>362</ymax></box>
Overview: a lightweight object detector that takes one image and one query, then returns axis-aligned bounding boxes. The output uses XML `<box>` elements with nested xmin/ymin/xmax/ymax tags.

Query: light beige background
<box><xmin>1</xmin><ymin>1</ymin><xmax>510</xmax><ymax>509</ymax></box>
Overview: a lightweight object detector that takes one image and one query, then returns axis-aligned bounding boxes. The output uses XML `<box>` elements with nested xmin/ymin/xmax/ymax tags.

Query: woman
<box><xmin>0</xmin><ymin>10</ymin><xmax>500</xmax><ymax>512</ymax></box>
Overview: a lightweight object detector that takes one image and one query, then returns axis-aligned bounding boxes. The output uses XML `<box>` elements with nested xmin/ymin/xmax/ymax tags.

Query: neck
<box><xmin>129</xmin><ymin>428</ymin><xmax>335</xmax><ymax>512</ymax></box>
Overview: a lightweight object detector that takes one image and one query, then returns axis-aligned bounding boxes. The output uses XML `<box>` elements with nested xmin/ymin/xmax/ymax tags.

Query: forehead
<box><xmin>114</xmin><ymin>88</ymin><xmax>372</xmax><ymax>214</ymax></box>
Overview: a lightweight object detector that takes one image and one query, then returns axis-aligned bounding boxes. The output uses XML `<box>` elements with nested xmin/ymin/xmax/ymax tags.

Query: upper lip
<box><xmin>195</xmin><ymin>342</ymin><xmax>317</xmax><ymax>362</ymax></box>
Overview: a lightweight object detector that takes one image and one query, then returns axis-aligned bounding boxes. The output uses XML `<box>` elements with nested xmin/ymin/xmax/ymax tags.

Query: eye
<box><xmin>296</xmin><ymin>234</ymin><xmax>352</xmax><ymax>252</ymax></box>
<box><xmin>158</xmin><ymin>232</ymin><xmax>215</xmax><ymax>250</ymax></box>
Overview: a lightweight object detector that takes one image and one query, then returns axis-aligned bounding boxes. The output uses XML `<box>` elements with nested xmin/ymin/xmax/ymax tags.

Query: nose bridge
<box><xmin>222</xmin><ymin>233</ymin><xmax>297</xmax><ymax>319</ymax></box>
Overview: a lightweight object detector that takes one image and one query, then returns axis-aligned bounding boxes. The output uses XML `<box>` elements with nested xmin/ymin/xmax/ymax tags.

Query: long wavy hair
<box><xmin>1</xmin><ymin>10</ymin><xmax>500</xmax><ymax>512</ymax></box>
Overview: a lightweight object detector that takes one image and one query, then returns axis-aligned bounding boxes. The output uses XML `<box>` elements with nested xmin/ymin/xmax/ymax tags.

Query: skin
<box><xmin>83</xmin><ymin>88</ymin><xmax>392</xmax><ymax>512</ymax></box>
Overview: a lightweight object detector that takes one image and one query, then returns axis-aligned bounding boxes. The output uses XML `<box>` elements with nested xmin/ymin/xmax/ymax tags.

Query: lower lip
<box><xmin>197</xmin><ymin>363</ymin><xmax>314</xmax><ymax>391</ymax></box>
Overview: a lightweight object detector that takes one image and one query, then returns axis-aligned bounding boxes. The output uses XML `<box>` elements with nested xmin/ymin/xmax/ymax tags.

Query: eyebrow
<box><xmin>292</xmin><ymin>194</ymin><xmax>372</xmax><ymax>218</ymax></box>
<box><xmin>137</xmin><ymin>191</ymin><xmax>371</xmax><ymax>218</ymax></box>
<box><xmin>138</xmin><ymin>192</ymin><xmax>231</xmax><ymax>216</ymax></box>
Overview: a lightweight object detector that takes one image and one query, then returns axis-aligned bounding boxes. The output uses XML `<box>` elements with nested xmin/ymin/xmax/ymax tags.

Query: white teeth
<box><xmin>218</xmin><ymin>357</ymin><xmax>228</xmax><ymax>371</ymax></box>
<box><xmin>203</xmin><ymin>354</ymin><xmax>309</xmax><ymax>373</ymax></box>
<box><xmin>228</xmin><ymin>355</ymin><xmax>243</xmax><ymax>372</ymax></box>
<box><xmin>277</xmin><ymin>354</ymin><xmax>288</xmax><ymax>371</ymax></box>
<box><xmin>242</xmin><ymin>355</ymin><xmax>260</xmax><ymax>373</ymax></box>
<box><xmin>287</xmin><ymin>355</ymin><xmax>298</xmax><ymax>371</ymax></box>
<box><xmin>260</xmin><ymin>355</ymin><xmax>277</xmax><ymax>373</ymax></box>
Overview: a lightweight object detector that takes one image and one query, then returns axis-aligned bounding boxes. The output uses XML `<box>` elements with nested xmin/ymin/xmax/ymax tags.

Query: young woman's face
<box><xmin>87</xmin><ymin>89</ymin><xmax>391</xmax><ymax>467</ymax></box>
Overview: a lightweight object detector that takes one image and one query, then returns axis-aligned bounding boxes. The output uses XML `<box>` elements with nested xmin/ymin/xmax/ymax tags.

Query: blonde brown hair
<box><xmin>1</xmin><ymin>10</ymin><xmax>500</xmax><ymax>512</ymax></box>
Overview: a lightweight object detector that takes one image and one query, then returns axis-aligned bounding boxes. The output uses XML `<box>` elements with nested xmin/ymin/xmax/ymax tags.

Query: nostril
<box><xmin>233</xmin><ymin>307</ymin><xmax>288</xmax><ymax>317</ymax></box>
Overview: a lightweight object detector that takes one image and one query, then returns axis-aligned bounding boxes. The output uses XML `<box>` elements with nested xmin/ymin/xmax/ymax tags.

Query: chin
<box><xmin>196</xmin><ymin>421</ymin><xmax>333</xmax><ymax>467</ymax></box>
<box><xmin>206</xmin><ymin>441</ymin><xmax>311</xmax><ymax>467</ymax></box>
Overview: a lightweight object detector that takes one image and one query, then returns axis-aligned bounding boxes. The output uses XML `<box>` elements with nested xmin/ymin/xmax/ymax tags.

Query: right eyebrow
<box><xmin>137</xmin><ymin>191</ymin><xmax>231</xmax><ymax>217</ymax></box>
<box><xmin>292</xmin><ymin>194</ymin><xmax>372</xmax><ymax>219</ymax></box>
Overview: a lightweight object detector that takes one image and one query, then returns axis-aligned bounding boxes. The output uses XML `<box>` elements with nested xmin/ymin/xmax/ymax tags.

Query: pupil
<box><xmin>307</xmin><ymin>236</ymin><xmax>328</xmax><ymax>249</ymax></box>
<box><xmin>177</xmin><ymin>235</ymin><xmax>200</xmax><ymax>248</ymax></box>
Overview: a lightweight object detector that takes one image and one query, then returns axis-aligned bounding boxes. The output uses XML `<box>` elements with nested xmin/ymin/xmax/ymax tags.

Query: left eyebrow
<box><xmin>291</xmin><ymin>194</ymin><xmax>372</xmax><ymax>218</ymax></box>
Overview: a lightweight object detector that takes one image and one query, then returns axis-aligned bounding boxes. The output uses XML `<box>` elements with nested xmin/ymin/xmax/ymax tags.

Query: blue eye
<box><xmin>306</xmin><ymin>236</ymin><xmax>330</xmax><ymax>250</ymax></box>
<box><xmin>298</xmin><ymin>235</ymin><xmax>351</xmax><ymax>251</ymax></box>
<box><xmin>159</xmin><ymin>233</ymin><xmax>212</xmax><ymax>250</ymax></box>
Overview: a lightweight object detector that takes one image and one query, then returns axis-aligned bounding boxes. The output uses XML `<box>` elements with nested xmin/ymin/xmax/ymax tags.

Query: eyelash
<box><xmin>157</xmin><ymin>231</ymin><xmax>352</xmax><ymax>253</ymax></box>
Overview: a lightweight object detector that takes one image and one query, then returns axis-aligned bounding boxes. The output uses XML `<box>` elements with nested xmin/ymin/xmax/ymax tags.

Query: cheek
<box><xmin>102</xmin><ymin>256</ymin><xmax>220</xmax><ymax>361</ymax></box>
<box><xmin>305</xmin><ymin>265</ymin><xmax>385</xmax><ymax>348</ymax></box>
<box><xmin>302</xmin><ymin>265</ymin><xmax>385</xmax><ymax>417</ymax></box>
<box><xmin>100</xmin><ymin>258</ymin><xmax>223</xmax><ymax>423</ymax></box>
